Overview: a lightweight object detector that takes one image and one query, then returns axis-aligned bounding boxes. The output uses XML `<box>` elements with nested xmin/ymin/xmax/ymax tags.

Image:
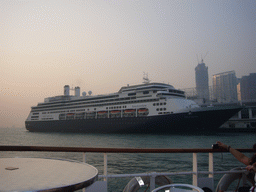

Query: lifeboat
<box><xmin>111</xmin><ymin>110</ymin><xmax>121</xmax><ymax>114</ymax></box>
<box><xmin>138</xmin><ymin>108</ymin><xmax>148</xmax><ymax>113</ymax></box>
<box><xmin>124</xmin><ymin>109</ymin><xmax>136</xmax><ymax>113</ymax></box>
<box><xmin>138</xmin><ymin>108</ymin><xmax>149</xmax><ymax>116</ymax></box>
<box><xmin>98</xmin><ymin>111</ymin><xmax>107</xmax><ymax>115</ymax></box>
<box><xmin>86</xmin><ymin>111</ymin><xmax>96</xmax><ymax>116</ymax></box>
<box><xmin>110</xmin><ymin>110</ymin><xmax>121</xmax><ymax>118</ymax></box>
<box><xmin>66</xmin><ymin>113</ymin><xmax>75</xmax><ymax>120</ymax></box>
<box><xmin>97</xmin><ymin>111</ymin><xmax>107</xmax><ymax>118</ymax></box>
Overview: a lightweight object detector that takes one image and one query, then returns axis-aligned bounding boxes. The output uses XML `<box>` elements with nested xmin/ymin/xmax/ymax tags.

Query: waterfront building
<box><xmin>195</xmin><ymin>60</ymin><xmax>209</xmax><ymax>102</ymax></box>
<box><xmin>212</xmin><ymin>71</ymin><xmax>238</xmax><ymax>103</ymax></box>
<box><xmin>237</xmin><ymin>81</ymin><xmax>241</xmax><ymax>101</ymax></box>
<box><xmin>239</xmin><ymin>73</ymin><xmax>256</xmax><ymax>102</ymax></box>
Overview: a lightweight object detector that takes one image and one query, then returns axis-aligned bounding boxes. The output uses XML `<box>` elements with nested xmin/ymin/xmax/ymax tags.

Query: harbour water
<box><xmin>0</xmin><ymin>127</ymin><xmax>255</xmax><ymax>191</ymax></box>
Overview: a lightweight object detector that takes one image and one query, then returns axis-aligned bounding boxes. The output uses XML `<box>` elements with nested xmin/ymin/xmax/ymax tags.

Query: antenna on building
<box><xmin>143</xmin><ymin>72</ymin><xmax>150</xmax><ymax>84</ymax></box>
<box><xmin>201</xmin><ymin>51</ymin><xmax>209</xmax><ymax>63</ymax></box>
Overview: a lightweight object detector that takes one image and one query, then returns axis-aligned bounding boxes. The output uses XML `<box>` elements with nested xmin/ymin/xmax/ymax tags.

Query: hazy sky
<box><xmin>1</xmin><ymin>0</ymin><xmax>255</xmax><ymax>128</ymax></box>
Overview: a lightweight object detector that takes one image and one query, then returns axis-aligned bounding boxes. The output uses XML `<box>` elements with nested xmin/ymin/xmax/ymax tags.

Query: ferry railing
<box><xmin>0</xmin><ymin>146</ymin><xmax>254</xmax><ymax>191</ymax></box>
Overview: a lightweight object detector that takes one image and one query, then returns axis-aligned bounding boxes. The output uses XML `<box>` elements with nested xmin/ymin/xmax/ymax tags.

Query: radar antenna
<box><xmin>143</xmin><ymin>72</ymin><xmax>150</xmax><ymax>84</ymax></box>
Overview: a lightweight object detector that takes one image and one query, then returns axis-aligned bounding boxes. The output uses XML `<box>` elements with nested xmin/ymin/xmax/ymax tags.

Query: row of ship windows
<box><xmin>31</xmin><ymin>115</ymin><xmax>171</xmax><ymax>121</ymax></box>
<box><xmin>158</xmin><ymin>112</ymin><xmax>171</xmax><ymax>114</ymax></box>
<box><xmin>153</xmin><ymin>102</ymin><xmax>166</xmax><ymax>106</ymax></box>
<box><xmin>127</xmin><ymin>89</ymin><xmax>184</xmax><ymax>95</ymax></box>
<box><xmin>30</xmin><ymin>112</ymin><xmax>174</xmax><ymax>121</ymax></box>
<box><xmin>42</xmin><ymin>118</ymin><xmax>54</xmax><ymax>120</ymax></box>
<box><xmin>32</xmin><ymin>98</ymin><xmax>159</xmax><ymax>112</ymax></box>
<box><xmin>39</xmin><ymin>95</ymin><xmax>119</xmax><ymax>107</ymax></box>
<box><xmin>36</xmin><ymin>96</ymin><xmax>150</xmax><ymax>110</ymax></box>
<box><xmin>33</xmin><ymin>105</ymin><xmax>166</xmax><ymax>116</ymax></box>
<box><xmin>32</xmin><ymin>117</ymin><xmax>54</xmax><ymax>120</ymax></box>
<box><xmin>37</xmin><ymin>107</ymin><xmax>125</xmax><ymax>115</ymax></box>
<box><xmin>40</xmin><ymin>95</ymin><xmax>119</xmax><ymax>106</ymax></box>
<box><xmin>37</xmin><ymin>89</ymin><xmax>182</xmax><ymax>109</ymax></box>
<box><xmin>33</xmin><ymin>109</ymin><xmax>167</xmax><ymax>118</ymax></box>
<box><xmin>107</xmin><ymin>106</ymin><xmax>127</xmax><ymax>109</ymax></box>
<box><xmin>157</xmin><ymin>108</ymin><xmax>166</xmax><ymax>111</ymax></box>
<box><xmin>33</xmin><ymin>100</ymin><xmax>168</xmax><ymax>116</ymax></box>
<box><xmin>59</xmin><ymin>111</ymin><xmax>149</xmax><ymax>120</ymax></box>
<box><xmin>127</xmin><ymin>91</ymin><xmax>155</xmax><ymax>96</ymax></box>
<box><xmin>41</xmin><ymin>111</ymin><xmax>68</xmax><ymax>114</ymax></box>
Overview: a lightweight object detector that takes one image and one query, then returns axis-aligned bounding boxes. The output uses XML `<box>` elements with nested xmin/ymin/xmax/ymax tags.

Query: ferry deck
<box><xmin>0</xmin><ymin>145</ymin><xmax>254</xmax><ymax>192</ymax></box>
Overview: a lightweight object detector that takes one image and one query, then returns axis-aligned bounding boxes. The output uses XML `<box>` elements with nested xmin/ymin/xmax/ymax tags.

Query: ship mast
<box><xmin>143</xmin><ymin>72</ymin><xmax>150</xmax><ymax>84</ymax></box>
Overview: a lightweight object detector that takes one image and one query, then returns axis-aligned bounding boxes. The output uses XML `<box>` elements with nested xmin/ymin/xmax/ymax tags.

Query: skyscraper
<box><xmin>195</xmin><ymin>60</ymin><xmax>209</xmax><ymax>102</ymax></box>
<box><xmin>239</xmin><ymin>73</ymin><xmax>256</xmax><ymax>102</ymax></box>
<box><xmin>212</xmin><ymin>71</ymin><xmax>238</xmax><ymax>103</ymax></box>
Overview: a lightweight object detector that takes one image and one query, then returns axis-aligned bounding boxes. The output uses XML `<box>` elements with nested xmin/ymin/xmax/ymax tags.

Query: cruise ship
<box><xmin>25</xmin><ymin>81</ymin><xmax>242</xmax><ymax>133</ymax></box>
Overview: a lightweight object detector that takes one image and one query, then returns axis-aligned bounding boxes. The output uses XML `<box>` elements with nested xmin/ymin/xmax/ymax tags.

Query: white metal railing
<box><xmin>83</xmin><ymin>152</ymin><xmax>248</xmax><ymax>191</ymax></box>
<box><xmin>1</xmin><ymin>146</ymin><xmax>252</xmax><ymax>191</ymax></box>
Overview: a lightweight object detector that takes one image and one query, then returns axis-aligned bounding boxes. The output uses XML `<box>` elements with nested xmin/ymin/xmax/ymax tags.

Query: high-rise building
<box><xmin>212</xmin><ymin>71</ymin><xmax>238</xmax><ymax>103</ymax></box>
<box><xmin>239</xmin><ymin>73</ymin><xmax>256</xmax><ymax>102</ymax></box>
<box><xmin>195</xmin><ymin>60</ymin><xmax>209</xmax><ymax>102</ymax></box>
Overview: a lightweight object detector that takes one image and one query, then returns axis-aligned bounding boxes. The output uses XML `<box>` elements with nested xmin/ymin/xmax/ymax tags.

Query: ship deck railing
<box><xmin>0</xmin><ymin>146</ymin><xmax>254</xmax><ymax>192</ymax></box>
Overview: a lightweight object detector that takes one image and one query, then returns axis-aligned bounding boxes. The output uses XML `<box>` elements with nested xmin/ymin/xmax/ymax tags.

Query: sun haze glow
<box><xmin>0</xmin><ymin>0</ymin><xmax>255</xmax><ymax>128</ymax></box>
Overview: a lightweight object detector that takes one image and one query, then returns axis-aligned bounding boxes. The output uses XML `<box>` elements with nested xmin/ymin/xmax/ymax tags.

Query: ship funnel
<box><xmin>75</xmin><ymin>86</ymin><xmax>80</xmax><ymax>97</ymax></box>
<box><xmin>64</xmin><ymin>85</ymin><xmax>70</xmax><ymax>96</ymax></box>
